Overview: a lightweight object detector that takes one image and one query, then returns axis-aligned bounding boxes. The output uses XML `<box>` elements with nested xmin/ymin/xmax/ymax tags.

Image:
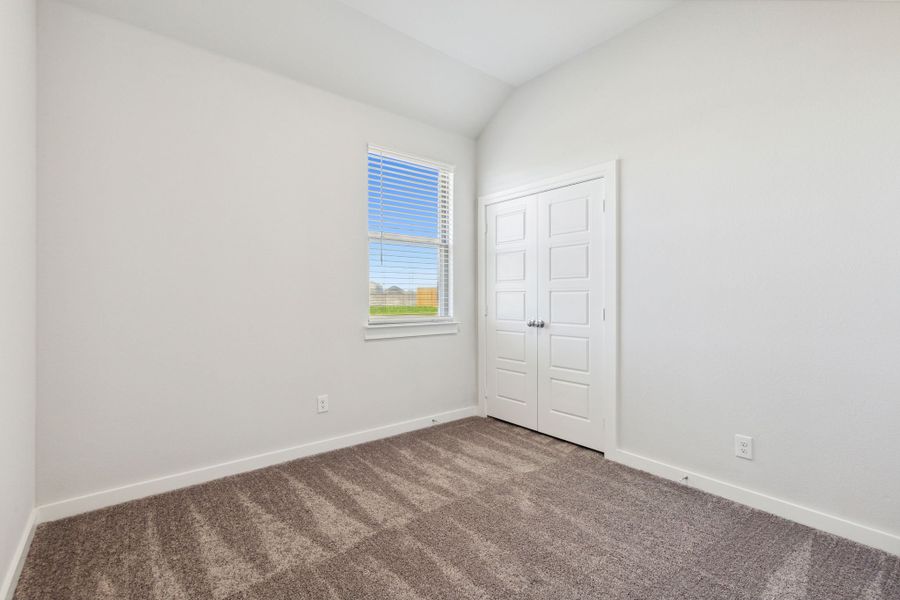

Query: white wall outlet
<box><xmin>734</xmin><ymin>434</ymin><xmax>753</xmax><ymax>460</ymax></box>
<box><xmin>317</xmin><ymin>394</ymin><xmax>329</xmax><ymax>414</ymax></box>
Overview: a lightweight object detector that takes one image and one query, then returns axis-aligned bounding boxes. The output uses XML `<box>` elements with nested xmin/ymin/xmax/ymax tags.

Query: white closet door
<box><xmin>536</xmin><ymin>179</ymin><xmax>606</xmax><ymax>451</ymax></box>
<box><xmin>485</xmin><ymin>195</ymin><xmax>538</xmax><ymax>430</ymax></box>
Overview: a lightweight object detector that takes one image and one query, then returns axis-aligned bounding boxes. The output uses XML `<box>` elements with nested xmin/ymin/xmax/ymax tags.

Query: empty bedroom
<box><xmin>1</xmin><ymin>0</ymin><xmax>899</xmax><ymax>598</ymax></box>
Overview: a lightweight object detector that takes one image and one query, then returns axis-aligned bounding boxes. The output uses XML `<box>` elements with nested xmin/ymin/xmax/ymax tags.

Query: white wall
<box><xmin>37</xmin><ymin>0</ymin><xmax>477</xmax><ymax>505</ymax></box>
<box><xmin>479</xmin><ymin>1</ymin><xmax>900</xmax><ymax>539</ymax></box>
<box><xmin>0</xmin><ymin>0</ymin><xmax>36</xmax><ymax>590</ymax></box>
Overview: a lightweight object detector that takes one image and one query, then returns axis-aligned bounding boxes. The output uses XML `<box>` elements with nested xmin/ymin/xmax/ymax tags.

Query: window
<box><xmin>368</xmin><ymin>146</ymin><xmax>453</xmax><ymax>327</ymax></box>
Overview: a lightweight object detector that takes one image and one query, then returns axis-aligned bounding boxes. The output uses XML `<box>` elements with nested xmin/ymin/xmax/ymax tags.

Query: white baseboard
<box><xmin>1</xmin><ymin>510</ymin><xmax>36</xmax><ymax>600</ymax></box>
<box><xmin>607</xmin><ymin>448</ymin><xmax>900</xmax><ymax>557</ymax></box>
<box><xmin>35</xmin><ymin>406</ymin><xmax>479</xmax><ymax>524</ymax></box>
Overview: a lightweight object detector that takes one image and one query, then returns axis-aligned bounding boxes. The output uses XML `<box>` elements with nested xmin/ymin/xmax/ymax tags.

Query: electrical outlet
<box><xmin>317</xmin><ymin>394</ymin><xmax>329</xmax><ymax>414</ymax></box>
<box><xmin>734</xmin><ymin>434</ymin><xmax>753</xmax><ymax>460</ymax></box>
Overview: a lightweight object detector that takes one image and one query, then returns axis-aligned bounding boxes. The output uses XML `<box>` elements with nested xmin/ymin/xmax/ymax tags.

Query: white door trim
<box><xmin>479</xmin><ymin>164</ymin><xmax>616</xmax><ymax>207</ymax></box>
<box><xmin>477</xmin><ymin>160</ymin><xmax>619</xmax><ymax>452</ymax></box>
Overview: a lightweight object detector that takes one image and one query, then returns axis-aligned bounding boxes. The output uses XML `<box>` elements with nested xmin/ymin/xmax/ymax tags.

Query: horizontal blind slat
<box><xmin>368</xmin><ymin>155</ymin><xmax>440</xmax><ymax>180</ymax></box>
<box><xmin>368</xmin><ymin>170</ymin><xmax>439</xmax><ymax>188</ymax></box>
<box><xmin>369</xmin><ymin>184</ymin><xmax>440</xmax><ymax>203</ymax></box>
<box><xmin>369</xmin><ymin>203</ymin><xmax>448</xmax><ymax>219</ymax></box>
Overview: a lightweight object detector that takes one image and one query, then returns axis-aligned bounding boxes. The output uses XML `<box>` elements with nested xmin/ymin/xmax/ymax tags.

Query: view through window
<box><xmin>368</xmin><ymin>147</ymin><xmax>453</xmax><ymax>323</ymax></box>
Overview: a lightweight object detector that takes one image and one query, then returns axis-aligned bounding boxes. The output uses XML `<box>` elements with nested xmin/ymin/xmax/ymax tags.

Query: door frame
<box><xmin>477</xmin><ymin>161</ymin><xmax>619</xmax><ymax>452</ymax></box>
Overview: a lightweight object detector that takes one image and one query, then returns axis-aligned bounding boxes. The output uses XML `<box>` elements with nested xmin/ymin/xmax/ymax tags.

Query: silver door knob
<box><xmin>526</xmin><ymin>319</ymin><xmax>535</xmax><ymax>327</ymax></box>
<box><xmin>536</xmin><ymin>320</ymin><xmax>545</xmax><ymax>328</ymax></box>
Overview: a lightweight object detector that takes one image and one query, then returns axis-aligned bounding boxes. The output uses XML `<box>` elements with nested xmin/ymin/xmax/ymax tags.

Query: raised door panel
<box><xmin>549</xmin><ymin>335</ymin><xmax>589</xmax><ymax>372</ymax></box>
<box><xmin>549</xmin><ymin>291</ymin><xmax>590</xmax><ymax>326</ymax></box>
<box><xmin>496</xmin><ymin>250</ymin><xmax>526</xmax><ymax>282</ymax></box>
<box><xmin>549</xmin><ymin>379</ymin><xmax>591</xmax><ymax>420</ymax></box>
<box><xmin>495</xmin><ymin>331</ymin><xmax>526</xmax><ymax>362</ymax></box>
<box><xmin>549</xmin><ymin>196</ymin><xmax>589</xmax><ymax>236</ymax></box>
<box><xmin>549</xmin><ymin>244</ymin><xmax>589</xmax><ymax>280</ymax></box>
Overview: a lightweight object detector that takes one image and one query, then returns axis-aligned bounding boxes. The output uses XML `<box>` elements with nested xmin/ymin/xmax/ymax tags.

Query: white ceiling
<box><xmin>338</xmin><ymin>0</ymin><xmax>677</xmax><ymax>86</ymax></box>
<box><xmin>57</xmin><ymin>0</ymin><xmax>676</xmax><ymax>136</ymax></box>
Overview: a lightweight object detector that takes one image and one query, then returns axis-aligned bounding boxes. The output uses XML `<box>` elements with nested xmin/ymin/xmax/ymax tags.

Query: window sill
<box><xmin>364</xmin><ymin>321</ymin><xmax>460</xmax><ymax>340</ymax></box>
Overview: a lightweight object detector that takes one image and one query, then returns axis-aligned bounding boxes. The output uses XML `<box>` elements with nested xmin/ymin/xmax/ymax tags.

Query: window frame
<box><xmin>365</xmin><ymin>145</ymin><xmax>458</xmax><ymax>339</ymax></box>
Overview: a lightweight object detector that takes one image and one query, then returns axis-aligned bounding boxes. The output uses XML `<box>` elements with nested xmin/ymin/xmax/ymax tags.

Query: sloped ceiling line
<box><xmin>56</xmin><ymin>0</ymin><xmax>676</xmax><ymax>137</ymax></box>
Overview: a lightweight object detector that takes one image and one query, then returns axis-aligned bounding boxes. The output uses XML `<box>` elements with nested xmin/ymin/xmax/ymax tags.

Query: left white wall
<box><xmin>37</xmin><ymin>1</ymin><xmax>477</xmax><ymax>508</ymax></box>
<box><xmin>0</xmin><ymin>0</ymin><xmax>36</xmax><ymax>594</ymax></box>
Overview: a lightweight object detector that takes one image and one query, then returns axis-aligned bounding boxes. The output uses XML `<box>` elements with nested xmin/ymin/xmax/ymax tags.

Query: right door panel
<box><xmin>536</xmin><ymin>179</ymin><xmax>606</xmax><ymax>450</ymax></box>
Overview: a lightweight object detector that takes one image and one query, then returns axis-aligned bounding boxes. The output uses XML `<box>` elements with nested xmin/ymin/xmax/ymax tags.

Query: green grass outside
<box><xmin>370</xmin><ymin>305</ymin><xmax>438</xmax><ymax>316</ymax></box>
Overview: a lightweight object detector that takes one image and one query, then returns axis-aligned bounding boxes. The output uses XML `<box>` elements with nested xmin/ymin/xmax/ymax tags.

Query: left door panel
<box><xmin>485</xmin><ymin>195</ymin><xmax>538</xmax><ymax>430</ymax></box>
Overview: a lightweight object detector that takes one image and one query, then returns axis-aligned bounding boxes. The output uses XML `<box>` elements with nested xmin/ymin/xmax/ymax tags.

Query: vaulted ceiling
<box><xmin>337</xmin><ymin>0</ymin><xmax>676</xmax><ymax>86</ymax></box>
<box><xmin>57</xmin><ymin>0</ymin><xmax>676</xmax><ymax>137</ymax></box>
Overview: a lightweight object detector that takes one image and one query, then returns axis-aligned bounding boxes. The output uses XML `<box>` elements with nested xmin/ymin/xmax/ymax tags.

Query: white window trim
<box><xmin>364</xmin><ymin>320</ymin><xmax>460</xmax><ymax>341</ymax></box>
<box><xmin>366</xmin><ymin>144</ymin><xmax>457</xmax><ymax>339</ymax></box>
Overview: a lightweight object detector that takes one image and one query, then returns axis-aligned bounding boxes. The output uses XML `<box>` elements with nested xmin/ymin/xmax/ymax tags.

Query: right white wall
<box><xmin>478</xmin><ymin>0</ymin><xmax>900</xmax><ymax>544</ymax></box>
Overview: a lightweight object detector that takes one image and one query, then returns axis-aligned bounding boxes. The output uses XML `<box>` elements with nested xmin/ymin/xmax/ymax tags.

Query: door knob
<box><xmin>536</xmin><ymin>320</ymin><xmax>545</xmax><ymax>328</ymax></box>
<box><xmin>526</xmin><ymin>319</ymin><xmax>535</xmax><ymax>327</ymax></box>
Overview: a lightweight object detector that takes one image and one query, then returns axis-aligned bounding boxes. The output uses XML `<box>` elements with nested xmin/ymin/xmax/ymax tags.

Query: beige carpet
<box><xmin>15</xmin><ymin>417</ymin><xmax>900</xmax><ymax>599</ymax></box>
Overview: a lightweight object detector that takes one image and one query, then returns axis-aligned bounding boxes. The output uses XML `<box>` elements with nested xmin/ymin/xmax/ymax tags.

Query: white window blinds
<box><xmin>368</xmin><ymin>146</ymin><xmax>453</xmax><ymax>323</ymax></box>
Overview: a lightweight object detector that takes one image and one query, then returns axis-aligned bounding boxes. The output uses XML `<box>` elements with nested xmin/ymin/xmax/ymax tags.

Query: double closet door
<box><xmin>485</xmin><ymin>178</ymin><xmax>607</xmax><ymax>451</ymax></box>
